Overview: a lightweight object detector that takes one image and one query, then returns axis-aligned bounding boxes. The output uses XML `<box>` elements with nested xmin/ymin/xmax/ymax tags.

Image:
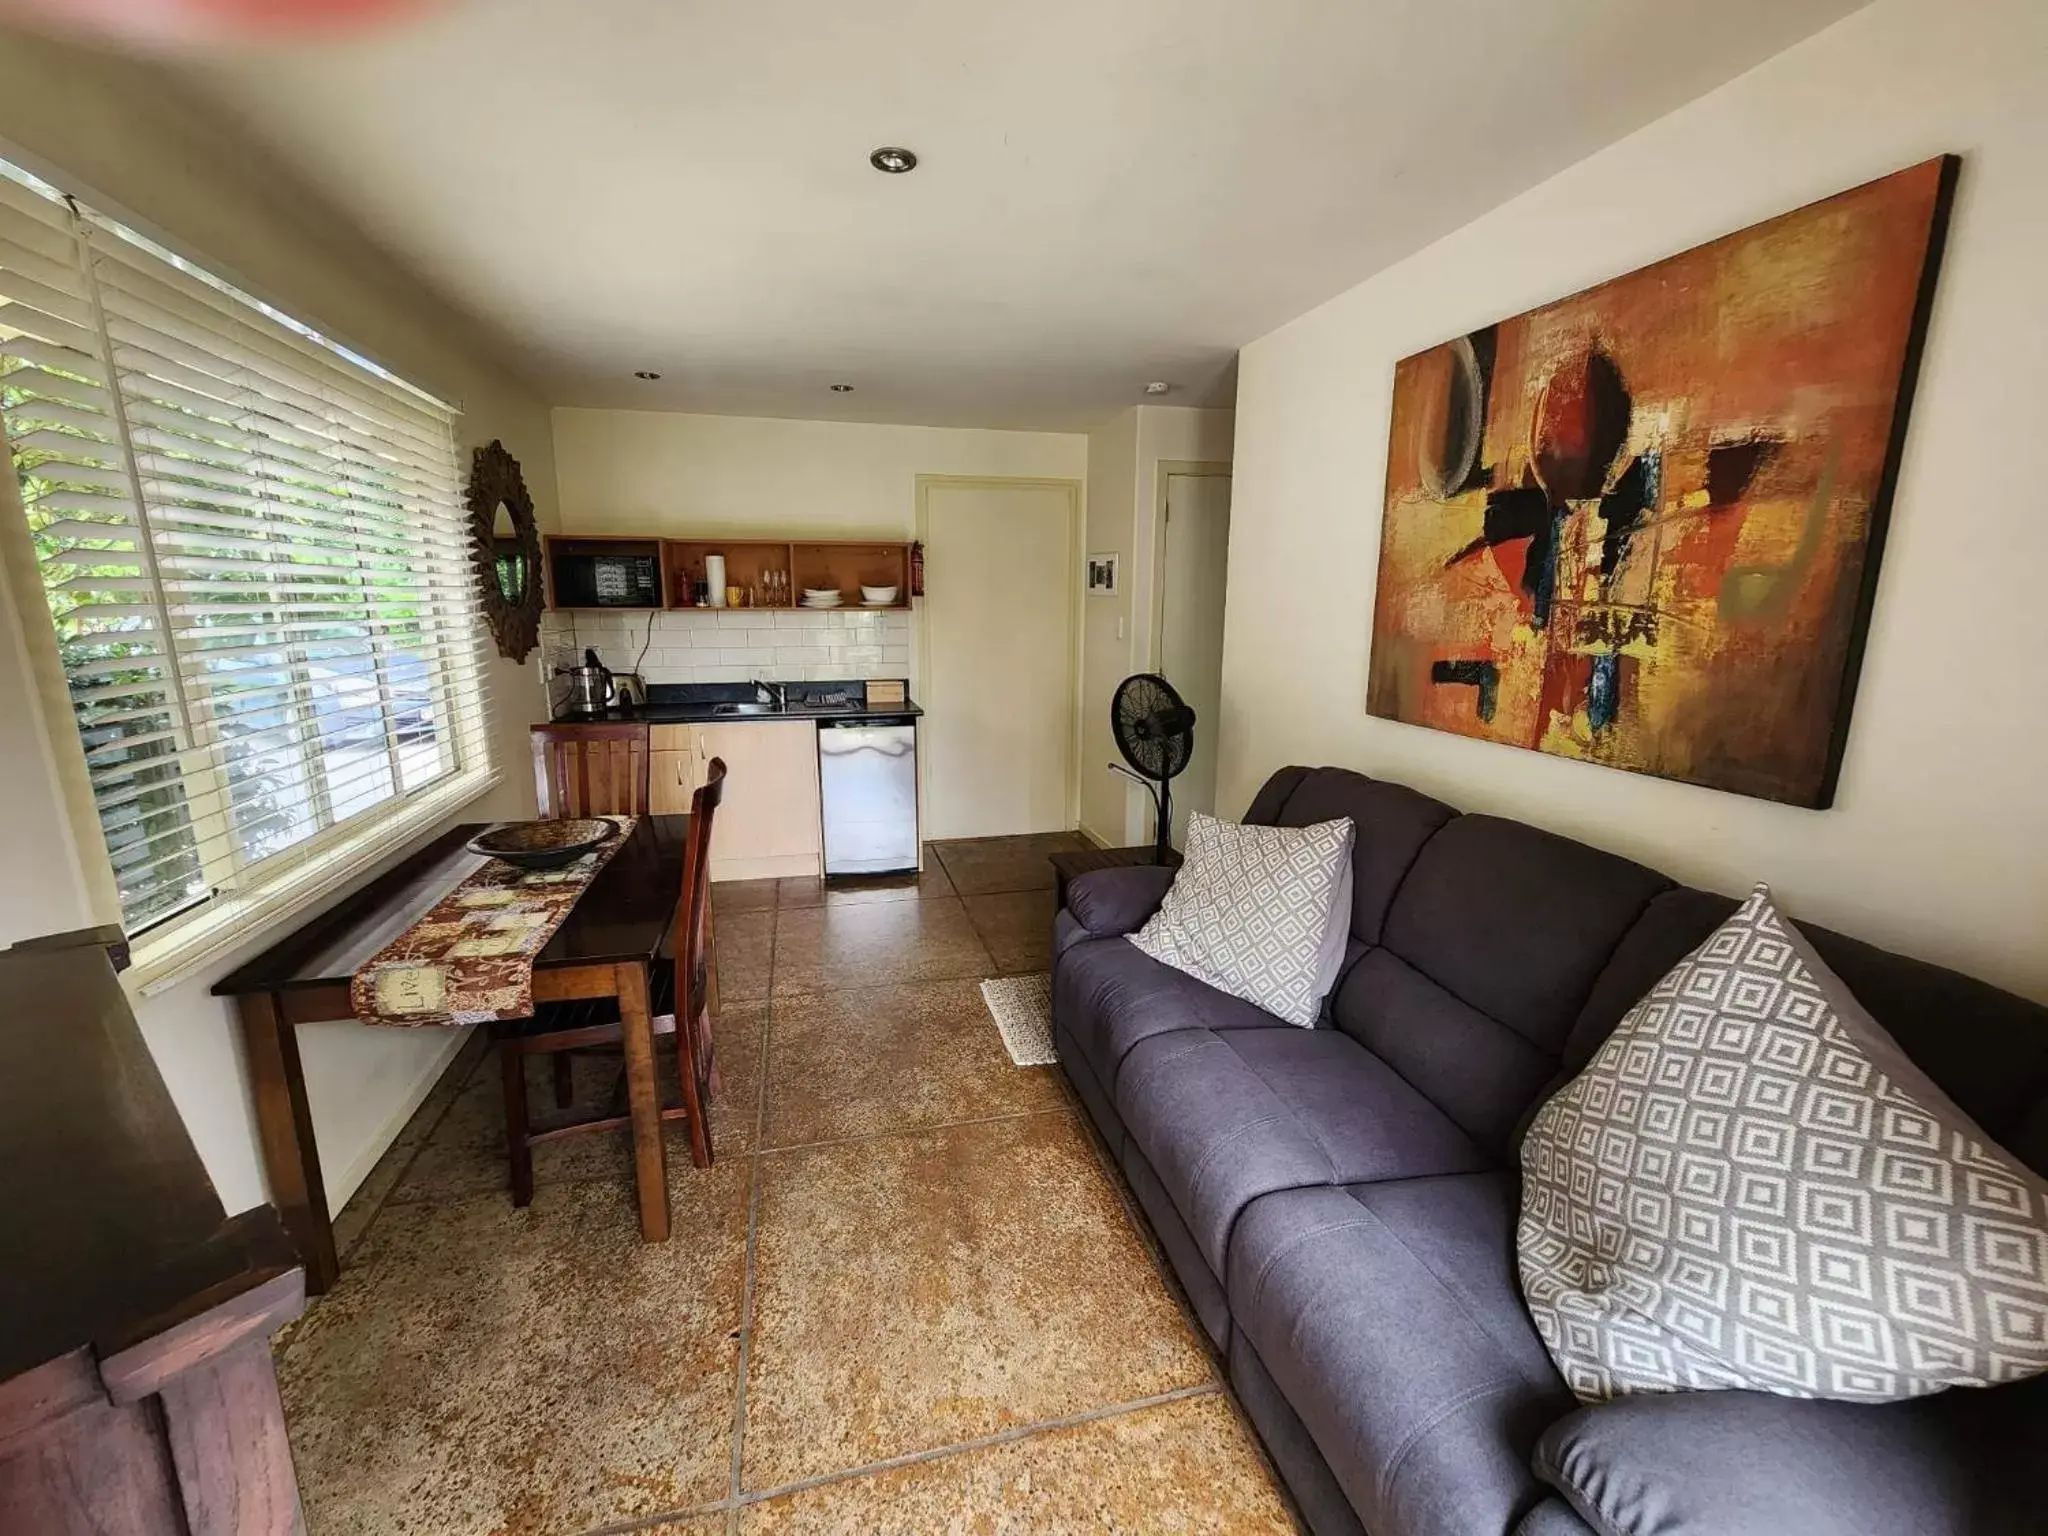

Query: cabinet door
<box><xmin>648</xmin><ymin>748</ymin><xmax>696</xmax><ymax>814</ymax></box>
<box><xmin>694</xmin><ymin>721</ymin><xmax>821</xmax><ymax>875</ymax></box>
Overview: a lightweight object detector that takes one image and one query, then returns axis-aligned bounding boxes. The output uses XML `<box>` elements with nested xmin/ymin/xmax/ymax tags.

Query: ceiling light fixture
<box><xmin>1145</xmin><ymin>381</ymin><xmax>1171</xmax><ymax>395</ymax></box>
<box><xmin>634</xmin><ymin>370</ymin><xmax>662</xmax><ymax>380</ymax></box>
<box><xmin>868</xmin><ymin>146</ymin><xmax>917</xmax><ymax>174</ymax></box>
<box><xmin>830</xmin><ymin>383</ymin><xmax>855</xmax><ymax>392</ymax></box>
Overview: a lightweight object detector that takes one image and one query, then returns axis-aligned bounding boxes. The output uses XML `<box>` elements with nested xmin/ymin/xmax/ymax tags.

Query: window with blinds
<box><xmin>0</xmin><ymin>162</ymin><xmax>491</xmax><ymax>943</ymax></box>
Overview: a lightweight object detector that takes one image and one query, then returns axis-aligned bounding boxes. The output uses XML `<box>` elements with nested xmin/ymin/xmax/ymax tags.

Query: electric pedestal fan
<box><xmin>1109</xmin><ymin>673</ymin><xmax>1197</xmax><ymax>864</ymax></box>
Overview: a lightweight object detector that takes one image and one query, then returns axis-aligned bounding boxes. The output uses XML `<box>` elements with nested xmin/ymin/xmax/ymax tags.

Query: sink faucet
<box><xmin>751</xmin><ymin>679</ymin><xmax>787</xmax><ymax>710</ymax></box>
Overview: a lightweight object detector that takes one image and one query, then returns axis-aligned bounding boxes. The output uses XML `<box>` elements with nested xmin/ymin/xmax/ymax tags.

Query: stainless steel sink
<box><xmin>711</xmin><ymin>702</ymin><xmax>780</xmax><ymax>716</ymax></box>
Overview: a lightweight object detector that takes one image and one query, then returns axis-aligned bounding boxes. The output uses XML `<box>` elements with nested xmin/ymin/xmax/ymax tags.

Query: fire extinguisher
<box><xmin>910</xmin><ymin>540</ymin><xmax>925</xmax><ymax>598</ymax></box>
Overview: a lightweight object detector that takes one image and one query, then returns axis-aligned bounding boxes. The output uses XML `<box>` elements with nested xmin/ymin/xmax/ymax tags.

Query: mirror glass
<box><xmin>490</xmin><ymin>502</ymin><xmax>527</xmax><ymax>602</ymax></box>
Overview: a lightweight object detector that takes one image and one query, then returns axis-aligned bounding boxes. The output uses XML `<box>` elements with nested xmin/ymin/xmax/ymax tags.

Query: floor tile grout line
<box><xmin>725</xmin><ymin>903</ymin><xmax>777</xmax><ymax>1529</ymax></box>
<box><xmin>581</xmin><ymin>1381</ymin><xmax>1223</xmax><ymax>1533</ymax></box>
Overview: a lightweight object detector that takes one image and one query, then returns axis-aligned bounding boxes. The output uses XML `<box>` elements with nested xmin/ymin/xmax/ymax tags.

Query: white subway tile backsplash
<box><xmin>544</xmin><ymin>602</ymin><xmax>918</xmax><ymax>687</ymax></box>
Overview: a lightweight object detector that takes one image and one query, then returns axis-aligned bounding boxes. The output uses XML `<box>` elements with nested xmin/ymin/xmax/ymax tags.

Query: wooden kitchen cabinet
<box><xmin>651</xmin><ymin>721</ymin><xmax>822</xmax><ymax>879</ymax></box>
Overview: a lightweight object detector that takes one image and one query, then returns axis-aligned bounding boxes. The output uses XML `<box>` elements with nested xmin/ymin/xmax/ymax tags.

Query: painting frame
<box><xmin>1366</xmin><ymin>155</ymin><xmax>1959</xmax><ymax>809</ymax></box>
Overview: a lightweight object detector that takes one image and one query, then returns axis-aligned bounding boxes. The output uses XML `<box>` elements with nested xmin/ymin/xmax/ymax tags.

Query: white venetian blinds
<box><xmin>0</xmin><ymin>164</ymin><xmax>490</xmax><ymax>939</ymax></box>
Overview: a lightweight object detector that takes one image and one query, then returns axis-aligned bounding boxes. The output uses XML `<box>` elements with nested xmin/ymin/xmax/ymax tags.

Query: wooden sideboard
<box><xmin>0</xmin><ymin>928</ymin><xmax>306</xmax><ymax>1534</ymax></box>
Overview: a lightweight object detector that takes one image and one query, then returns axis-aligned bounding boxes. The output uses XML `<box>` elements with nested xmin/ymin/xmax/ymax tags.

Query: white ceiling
<box><xmin>177</xmin><ymin>0</ymin><xmax>1865</xmax><ymax>431</ymax></box>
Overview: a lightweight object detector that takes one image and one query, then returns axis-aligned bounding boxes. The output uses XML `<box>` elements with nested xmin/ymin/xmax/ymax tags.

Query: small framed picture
<box><xmin>1085</xmin><ymin>553</ymin><xmax>1119</xmax><ymax>595</ymax></box>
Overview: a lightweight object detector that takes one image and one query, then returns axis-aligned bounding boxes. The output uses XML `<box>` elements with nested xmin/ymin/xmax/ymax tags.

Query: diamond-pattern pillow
<box><xmin>1129</xmin><ymin>811</ymin><xmax>1353</xmax><ymax>1027</ymax></box>
<box><xmin>1519</xmin><ymin>885</ymin><xmax>2048</xmax><ymax>1404</ymax></box>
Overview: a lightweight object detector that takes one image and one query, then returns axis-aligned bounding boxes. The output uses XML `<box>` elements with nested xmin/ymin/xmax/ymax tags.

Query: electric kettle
<box><xmin>557</xmin><ymin>648</ymin><xmax>619</xmax><ymax>717</ymax></box>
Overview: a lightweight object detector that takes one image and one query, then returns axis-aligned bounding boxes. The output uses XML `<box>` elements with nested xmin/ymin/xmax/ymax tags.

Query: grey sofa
<box><xmin>1051</xmin><ymin>765</ymin><xmax>2048</xmax><ymax>1536</ymax></box>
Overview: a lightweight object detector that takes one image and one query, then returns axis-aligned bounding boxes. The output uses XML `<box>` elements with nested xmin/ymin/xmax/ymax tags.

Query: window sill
<box><xmin>125</xmin><ymin>767</ymin><xmax>502</xmax><ymax>997</ymax></box>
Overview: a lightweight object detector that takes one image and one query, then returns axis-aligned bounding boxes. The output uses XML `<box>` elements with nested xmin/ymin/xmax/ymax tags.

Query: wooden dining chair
<box><xmin>489</xmin><ymin>758</ymin><xmax>727</xmax><ymax>1206</ymax></box>
<box><xmin>531</xmin><ymin>721</ymin><xmax>651</xmax><ymax>818</ymax></box>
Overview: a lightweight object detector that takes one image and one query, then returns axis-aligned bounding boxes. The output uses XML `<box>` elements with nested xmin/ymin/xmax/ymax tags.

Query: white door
<box><xmin>920</xmin><ymin>478</ymin><xmax>1077</xmax><ymax>839</ymax></box>
<box><xmin>1157</xmin><ymin>472</ymin><xmax>1232</xmax><ymax>848</ymax></box>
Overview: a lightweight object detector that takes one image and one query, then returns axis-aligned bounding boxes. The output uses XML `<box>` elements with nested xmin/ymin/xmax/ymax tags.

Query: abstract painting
<box><xmin>1367</xmin><ymin>156</ymin><xmax>1956</xmax><ymax>807</ymax></box>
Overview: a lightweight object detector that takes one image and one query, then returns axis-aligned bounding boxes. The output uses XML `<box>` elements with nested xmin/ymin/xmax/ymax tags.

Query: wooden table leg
<box><xmin>234</xmin><ymin>991</ymin><xmax>339</xmax><ymax>1294</ymax></box>
<box><xmin>614</xmin><ymin>960</ymin><xmax>672</xmax><ymax>1242</ymax></box>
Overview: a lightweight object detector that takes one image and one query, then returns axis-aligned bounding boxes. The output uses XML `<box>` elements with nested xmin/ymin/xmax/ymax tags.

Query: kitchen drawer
<box><xmin>650</xmin><ymin>724</ymin><xmax>693</xmax><ymax>753</ymax></box>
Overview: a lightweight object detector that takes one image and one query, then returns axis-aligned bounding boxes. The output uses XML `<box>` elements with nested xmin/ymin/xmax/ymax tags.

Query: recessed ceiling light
<box><xmin>869</xmin><ymin>146</ymin><xmax>917</xmax><ymax>174</ymax></box>
<box><xmin>829</xmin><ymin>383</ymin><xmax>855</xmax><ymax>393</ymax></box>
<box><xmin>634</xmin><ymin>370</ymin><xmax>662</xmax><ymax>380</ymax></box>
<box><xmin>1145</xmin><ymin>381</ymin><xmax>1171</xmax><ymax>395</ymax></box>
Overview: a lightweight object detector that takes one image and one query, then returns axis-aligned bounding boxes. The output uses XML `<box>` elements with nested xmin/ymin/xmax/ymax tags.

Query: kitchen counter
<box><xmin>551</xmin><ymin>680</ymin><xmax>921</xmax><ymax>727</ymax></box>
<box><xmin>537</xmin><ymin>682</ymin><xmax>922</xmax><ymax>883</ymax></box>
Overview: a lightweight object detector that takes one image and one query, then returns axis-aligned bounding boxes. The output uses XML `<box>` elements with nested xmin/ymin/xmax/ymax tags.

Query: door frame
<box><xmin>1136</xmin><ymin>461</ymin><xmax>1231</xmax><ymax>845</ymax></box>
<box><xmin>913</xmin><ymin>474</ymin><xmax>1086</xmax><ymax>837</ymax></box>
<box><xmin>1147</xmin><ymin>460</ymin><xmax>1233</xmax><ymax>668</ymax></box>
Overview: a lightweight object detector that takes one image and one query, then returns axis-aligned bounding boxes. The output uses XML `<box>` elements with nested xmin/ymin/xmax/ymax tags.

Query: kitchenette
<box><xmin>536</xmin><ymin>533</ymin><xmax>923</xmax><ymax>883</ymax></box>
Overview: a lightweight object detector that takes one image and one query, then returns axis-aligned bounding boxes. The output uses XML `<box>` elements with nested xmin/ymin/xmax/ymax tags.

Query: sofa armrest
<box><xmin>1065</xmin><ymin>864</ymin><xmax>1177</xmax><ymax>938</ymax></box>
<box><xmin>1536</xmin><ymin>1384</ymin><xmax>2045</xmax><ymax>1536</ymax></box>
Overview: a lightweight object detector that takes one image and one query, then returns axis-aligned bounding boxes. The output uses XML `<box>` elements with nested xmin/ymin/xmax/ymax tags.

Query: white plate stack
<box><xmin>800</xmin><ymin>587</ymin><xmax>843</xmax><ymax>609</ymax></box>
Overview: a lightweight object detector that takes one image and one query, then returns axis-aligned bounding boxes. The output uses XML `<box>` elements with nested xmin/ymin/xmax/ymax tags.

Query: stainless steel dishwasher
<box><xmin>816</xmin><ymin>717</ymin><xmax>919</xmax><ymax>876</ymax></box>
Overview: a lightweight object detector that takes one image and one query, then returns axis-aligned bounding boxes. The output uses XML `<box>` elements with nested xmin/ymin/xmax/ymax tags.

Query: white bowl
<box><xmin>860</xmin><ymin>585</ymin><xmax>899</xmax><ymax>605</ymax></box>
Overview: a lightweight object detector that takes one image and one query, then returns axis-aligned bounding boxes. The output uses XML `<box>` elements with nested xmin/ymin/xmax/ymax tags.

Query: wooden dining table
<box><xmin>213</xmin><ymin>813</ymin><xmax>697</xmax><ymax>1295</ymax></box>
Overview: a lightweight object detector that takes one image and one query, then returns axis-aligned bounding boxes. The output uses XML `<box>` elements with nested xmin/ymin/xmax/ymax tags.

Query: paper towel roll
<box><xmin>704</xmin><ymin>554</ymin><xmax>726</xmax><ymax>606</ymax></box>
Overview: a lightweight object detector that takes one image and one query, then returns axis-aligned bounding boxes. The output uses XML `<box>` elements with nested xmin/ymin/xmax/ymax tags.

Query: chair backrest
<box><xmin>675</xmin><ymin>757</ymin><xmax>727</xmax><ymax>1031</ymax></box>
<box><xmin>531</xmin><ymin>722</ymin><xmax>650</xmax><ymax>818</ymax></box>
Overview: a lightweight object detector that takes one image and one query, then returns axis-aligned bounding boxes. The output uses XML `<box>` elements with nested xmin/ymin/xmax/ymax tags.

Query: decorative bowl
<box><xmin>468</xmin><ymin>817</ymin><xmax>618</xmax><ymax>870</ymax></box>
<box><xmin>860</xmin><ymin>584</ymin><xmax>898</xmax><ymax>605</ymax></box>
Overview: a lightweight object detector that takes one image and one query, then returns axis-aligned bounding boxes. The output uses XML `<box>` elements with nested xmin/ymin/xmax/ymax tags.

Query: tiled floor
<box><xmin>277</xmin><ymin>833</ymin><xmax>1296</xmax><ymax>1535</ymax></box>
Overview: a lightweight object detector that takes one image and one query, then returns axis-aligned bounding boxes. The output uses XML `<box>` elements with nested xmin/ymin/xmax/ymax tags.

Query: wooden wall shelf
<box><xmin>546</xmin><ymin>535</ymin><xmax>912</xmax><ymax>612</ymax></box>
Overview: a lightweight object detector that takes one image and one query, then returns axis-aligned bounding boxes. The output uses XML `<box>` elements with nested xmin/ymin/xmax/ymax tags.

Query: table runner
<box><xmin>350</xmin><ymin>817</ymin><xmax>638</xmax><ymax>1027</ymax></box>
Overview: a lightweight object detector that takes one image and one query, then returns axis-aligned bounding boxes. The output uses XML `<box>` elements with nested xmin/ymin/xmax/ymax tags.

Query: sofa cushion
<box><xmin>1521</xmin><ymin>884</ymin><xmax>2048</xmax><ymax>1404</ymax></box>
<box><xmin>1377</xmin><ymin>815</ymin><xmax>1670</xmax><ymax>1051</ymax></box>
<box><xmin>1117</xmin><ymin>1026</ymin><xmax>1491</xmax><ymax>1279</ymax></box>
<box><xmin>1051</xmin><ymin>934</ymin><xmax>1291</xmax><ymax>1093</ymax></box>
<box><xmin>1132</xmin><ymin>811</ymin><xmax>1356</xmax><ymax>1026</ymax></box>
<box><xmin>1513</xmin><ymin>1499</ymin><xmax>1599</xmax><ymax>1536</ymax></box>
<box><xmin>1535</xmin><ymin>1379</ymin><xmax>2048</xmax><ymax>1536</ymax></box>
<box><xmin>1547</xmin><ymin>886</ymin><xmax>2048</xmax><ymax>1175</ymax></box>
<box><xmin>1334</xmin><ymin>949</ymin><xmax>1565</xmax><ymax>1154</ymax></box>
<box><xmin>1262</xmin><ymin>767</ymin><xmax>1457</xmax><ymax>945</ymax></box>
<box><xmin>1228</xmin><ymin>1174</ymin><xmax>1574</xmax><ymax>1536</ymax></box>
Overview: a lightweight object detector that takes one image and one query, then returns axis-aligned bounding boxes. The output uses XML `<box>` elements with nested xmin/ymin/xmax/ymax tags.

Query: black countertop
<box><xmin>552</xmin><ymin>680</ymin><xmax>921</xmax><ymax>727</ymax></box>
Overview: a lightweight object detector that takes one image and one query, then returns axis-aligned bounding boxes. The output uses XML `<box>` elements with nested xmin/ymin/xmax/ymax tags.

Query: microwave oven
<box><xmin>549</xmin><ymin>548</ymin><xmax>662</xmax><ymax>608</ymax></box>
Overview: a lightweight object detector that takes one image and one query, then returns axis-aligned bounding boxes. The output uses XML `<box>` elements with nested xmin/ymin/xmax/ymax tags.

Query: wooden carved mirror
<box><xmin>465</xmin><ymin>440</ymin><xmax>543</xmax><ymax>662</ymax></box>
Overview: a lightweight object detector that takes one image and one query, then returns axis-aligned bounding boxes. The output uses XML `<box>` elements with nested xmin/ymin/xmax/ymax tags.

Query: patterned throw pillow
<box><xmin>1130</xmin><ymin>812</ymin><xmax>1354</xmax><ymax>1027</ymax></box>
<box><xmin>1520</xmin><ymin>884</ymin><xmax>2048</xmax><ymax>1404</ymax></box>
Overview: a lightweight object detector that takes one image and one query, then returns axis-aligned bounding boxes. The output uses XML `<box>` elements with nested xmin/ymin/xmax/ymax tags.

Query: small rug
<box><xmin>980</xmin><ymin>973</ymin><xmax>1057</xmax><ymax>1066</ymax></box>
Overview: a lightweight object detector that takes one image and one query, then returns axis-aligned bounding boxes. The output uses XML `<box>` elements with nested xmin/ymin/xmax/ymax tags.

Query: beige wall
<box><xmin>552</xmin><ymin>407</ymin><xmax>1086</xmax><ymax>539</ymax></box>
<box><xmin>1078</xmin><ymin>406</ymin><xmax>1233</xmax><ymax>845</ymax></box>
<box><xmin>1218</xmin><ymin>0</ymin><xmax>2048</xmax><ymax>1003</ymax></box>
<box><xmin>0</xmin><ymin>33</ymin><xmax>561</xmax><ymax>1213</ymax></box>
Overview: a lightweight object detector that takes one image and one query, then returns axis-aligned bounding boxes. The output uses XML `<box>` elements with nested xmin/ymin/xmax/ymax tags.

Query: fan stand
<box><xmin>1108</xmin><ymin>762</ymin><xmax>1174</xmax><ymax>864</ymax></box>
